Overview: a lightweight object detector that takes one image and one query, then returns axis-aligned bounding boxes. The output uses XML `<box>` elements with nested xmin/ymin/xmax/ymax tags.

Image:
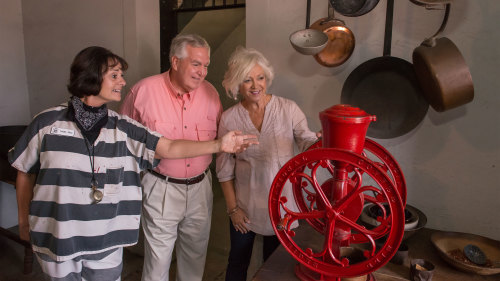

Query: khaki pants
<box><xmin>141</xmin><ymin>170</ymin><xmax>213</xmax><ymax>281</ymax></box>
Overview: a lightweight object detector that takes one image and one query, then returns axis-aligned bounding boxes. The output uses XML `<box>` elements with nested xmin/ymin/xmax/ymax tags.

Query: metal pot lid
<box><xmin>320</xmin><ymin>104</ymin><xmax>376</xmax><ymax>124</ymax></box>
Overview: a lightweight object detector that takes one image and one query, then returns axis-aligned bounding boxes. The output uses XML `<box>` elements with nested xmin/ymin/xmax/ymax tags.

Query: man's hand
<box><xmin>220</xmin><ymin>131</ymin><xmax>258</xmax><ymax>153</ymax></box>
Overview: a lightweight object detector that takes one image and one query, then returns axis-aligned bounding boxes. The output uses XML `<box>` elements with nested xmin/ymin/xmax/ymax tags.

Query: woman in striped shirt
<box><xmin>9</xmin><ymin>46</ymin><xmax>257</xmax><ymax>281</ymax></box>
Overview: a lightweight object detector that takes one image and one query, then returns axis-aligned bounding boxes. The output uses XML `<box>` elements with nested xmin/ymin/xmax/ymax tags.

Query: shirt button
<box><xmin>184</xmin><ymin>126</ymin><xmax>187</xmax><ymax>129</ymax></box>
<box><xmin>184</xmin><ymin>107</ymin><xmax>186</xmax><ymax>110</ymax></box>
<box><xmin>187</xmin><ymin>164</ymin><xmax>190</xmax><ymax>167</ymax></box>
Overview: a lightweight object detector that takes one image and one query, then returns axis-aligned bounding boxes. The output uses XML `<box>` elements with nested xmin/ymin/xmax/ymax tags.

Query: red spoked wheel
<box><xmin>269</xmin><ymin>148</ymin><xmax>404</xmax><ymax>278</ymax></box>
<box><xmin>295</xmin><ymin>139</ymin><xmax>406</xmax><ymax>235</ymax></box>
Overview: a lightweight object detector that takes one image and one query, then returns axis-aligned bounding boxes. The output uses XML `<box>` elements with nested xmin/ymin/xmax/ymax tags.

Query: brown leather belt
<box><xmin>148</xmin><ymin>168</ymin><xmax>209</xmax><ymax>185</ymax></box>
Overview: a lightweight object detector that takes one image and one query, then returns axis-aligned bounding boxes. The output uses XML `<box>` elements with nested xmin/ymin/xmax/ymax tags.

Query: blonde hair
<box><xmin>222</xmin><ymin>46</ymin><xmax>274</xmax><ymax>100</ymax></box>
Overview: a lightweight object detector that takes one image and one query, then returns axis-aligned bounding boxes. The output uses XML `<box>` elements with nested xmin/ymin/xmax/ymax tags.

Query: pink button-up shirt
<box><xmin>120</xmin><ymin>71</ymin><xmax>222</xmax><ymax>178</ymax></box>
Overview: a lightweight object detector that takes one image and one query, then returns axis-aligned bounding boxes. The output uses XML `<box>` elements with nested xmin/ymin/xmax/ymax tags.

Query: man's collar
<box><xmin>163</xmin><ymin>70</ymin><xmax>195</xmax><ymax>100</ymax></box>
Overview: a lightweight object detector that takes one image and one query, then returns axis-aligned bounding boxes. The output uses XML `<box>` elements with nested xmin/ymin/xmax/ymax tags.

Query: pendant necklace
<box><xmin>84</xmin><ymin>138</ymin><xmax>103</xmax><ymax>203</ymax></box>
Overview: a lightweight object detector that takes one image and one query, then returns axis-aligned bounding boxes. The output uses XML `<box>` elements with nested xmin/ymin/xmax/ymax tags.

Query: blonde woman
<box><xmin>217</xmin><ymin>46</ymin><xmax>319</xmax><ymax>281</ymax></box>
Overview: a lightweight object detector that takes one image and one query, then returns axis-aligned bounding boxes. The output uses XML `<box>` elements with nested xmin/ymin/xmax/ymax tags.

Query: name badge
<box><xmin>51</xmin><ymin>127</ymin><xmax>75</xmax><ymax>137</ymax></box>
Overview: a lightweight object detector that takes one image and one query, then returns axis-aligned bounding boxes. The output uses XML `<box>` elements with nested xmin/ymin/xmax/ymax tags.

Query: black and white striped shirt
<box><xmin>9</xmin><ymin>103</ymin><xmax>161</xmax><ymax>261</ymax></box>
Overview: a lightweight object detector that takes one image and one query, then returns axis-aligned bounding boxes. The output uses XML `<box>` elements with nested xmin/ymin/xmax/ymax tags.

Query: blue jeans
<box><xmin>225</xmin><ymin>221</ymin><xmax>281</xmax><ymax>281</ymax></box>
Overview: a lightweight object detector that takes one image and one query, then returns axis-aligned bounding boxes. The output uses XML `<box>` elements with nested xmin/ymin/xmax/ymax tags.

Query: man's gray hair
<box><xmin>169</xmin><ymin>34</ymin><xmax>211</xmax><ymax>62</ymax></box>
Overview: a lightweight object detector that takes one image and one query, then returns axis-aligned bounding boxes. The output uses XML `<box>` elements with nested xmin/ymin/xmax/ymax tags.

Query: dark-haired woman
<box><xmin>9</xmin><ymin>46</ymin><xmax>257</xmax><ymax>280</ymax></box>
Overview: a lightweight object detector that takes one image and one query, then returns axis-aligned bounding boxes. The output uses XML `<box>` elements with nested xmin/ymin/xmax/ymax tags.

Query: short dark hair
<box><xmin>67</xmin><ymin>46</ymin><xmax>128</xmax><ymax>98</ymax></box>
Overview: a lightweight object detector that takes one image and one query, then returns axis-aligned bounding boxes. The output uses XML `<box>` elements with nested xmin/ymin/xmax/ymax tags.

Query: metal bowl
<box><xmin>359</xmin><ymin>203</ymin><xmax>427</xmax><ymax>241</ymax></box>
<box><xmin>289</xmin><ymin>29</ymin><xmax>328</xmax><ymax>55</ymax></box>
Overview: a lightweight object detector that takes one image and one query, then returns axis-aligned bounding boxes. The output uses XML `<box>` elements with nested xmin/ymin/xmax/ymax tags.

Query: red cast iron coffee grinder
<box><xmin>269</xmin><ymin>104</ymin><xmax>406</xmax><ymax>280</ymax></box>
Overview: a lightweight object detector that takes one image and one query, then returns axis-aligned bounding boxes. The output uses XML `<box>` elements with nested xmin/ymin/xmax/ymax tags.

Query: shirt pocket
<box><xmin>154</xmin><ymin>122</ymin><xmax>180</xmax><ymax>140</ymax></box>
<box><xmin>196</xmin><ymin>121</ymin><xmax>217</xmax><ymax>141</ymax></box>
<box><xmin>102</xmin><ymin>166</ymin><xmax>124</xmax><ymax>204</ymax></box>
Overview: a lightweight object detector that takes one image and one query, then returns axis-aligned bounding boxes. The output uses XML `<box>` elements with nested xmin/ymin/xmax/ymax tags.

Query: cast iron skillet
<box><xmin>331</xmin><ymin>0</ymin><xmax>380</xmax><ymax>17</ymax></box>
<box><xmin>341</xmin><ymin>0</ymin><xmax>428</xmax><ymax>139</ymax></box>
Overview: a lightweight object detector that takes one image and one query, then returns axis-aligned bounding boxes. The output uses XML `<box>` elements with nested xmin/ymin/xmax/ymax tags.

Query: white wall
<box><xmin>0</xmin><ymin>0</ymin><xmax>160</xmax><ymax>226</ymax></box>
<box><xmin>203</xmin><ymin>11</ymin><xmax>246</xmax><ymax>110</ymax></box>
<box><xmin>21</xmin><ymin>0</ymin><xmax>126</xmax><ymax>113</ymax></box>
<box><xmin>247</xmin><ymin>0</ymin><xmax>500</xmax><ymax>240</ymax></box>
<box><xmin>123</xmin><ymin>0</ymin><xmax>161</xmax><ymax>107</ymax></box>
<box><xmin>0</xmin><ymin>0</ymin><xmax>31</xmax><ymax>126</ymax></box>
<box><xmin>19</xmin><ymin>0</ymin><xmax>159</xmax><ymax>114</ymax></box>
<box><xmin>0</xmin><ymin>0</ymin><xmax>31</xmax><ymax>228</ymax></box>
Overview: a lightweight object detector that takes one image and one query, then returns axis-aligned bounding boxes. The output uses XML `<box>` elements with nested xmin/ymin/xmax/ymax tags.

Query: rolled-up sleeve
<box><xmin>291</xmin><ymin>101</ymin><xmax>318</xmax><ymax>152</ymax></box>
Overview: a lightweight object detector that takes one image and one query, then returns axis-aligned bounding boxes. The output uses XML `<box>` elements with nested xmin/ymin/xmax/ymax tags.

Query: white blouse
<box><xmin>216</xmin><ymin>95</ymin><xmax>318</xmax><ymax>235</ymax></box>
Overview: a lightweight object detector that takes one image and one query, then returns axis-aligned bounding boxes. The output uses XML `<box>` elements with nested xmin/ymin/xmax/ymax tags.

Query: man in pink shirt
<box><xmin>120</xmin><ymin>34</ymin><xmax>222</xmax><ymax>281</ymax></box>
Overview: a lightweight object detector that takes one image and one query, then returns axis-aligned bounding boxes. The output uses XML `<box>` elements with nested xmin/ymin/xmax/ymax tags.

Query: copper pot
<box><xmin>310</xmin><ymin>3</ymin><xmax>355</xmax><ymax>67</ymax></box>
<box><xmin>412</xmin><ymin>3</ymin><xmax>474</xmax><ymax>112</ymax></box>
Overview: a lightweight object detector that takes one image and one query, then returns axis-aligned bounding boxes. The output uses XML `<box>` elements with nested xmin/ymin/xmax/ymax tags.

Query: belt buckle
<box><xmin>186</xmin><ymin>177</ymin><xmax>195</xmax><ymax>185</ymax></box>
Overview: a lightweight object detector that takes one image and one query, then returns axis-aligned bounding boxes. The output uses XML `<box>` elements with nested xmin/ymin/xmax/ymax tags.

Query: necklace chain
<box><xmin>83</xmin><ymin>137</ymin><xmax>97</xmax><ymax>186</ymax></box>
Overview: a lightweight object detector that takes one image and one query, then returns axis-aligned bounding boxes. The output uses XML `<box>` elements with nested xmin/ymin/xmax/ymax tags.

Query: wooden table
<box><xmin>252</xmin><ymin>225</ymin><xmax>499</xmax><ymax>281</ymax></box>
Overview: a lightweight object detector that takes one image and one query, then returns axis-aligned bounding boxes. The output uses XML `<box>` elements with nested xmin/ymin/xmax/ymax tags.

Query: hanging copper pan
<box><xmin>412</xmin><ymin>3</ymin><xmax>474</xmax><ymax>112</ymax></box>
<box><xmin>310</xmin><ymin>2</ymin><xmax>355</xmax><ymax>67</ymax></box>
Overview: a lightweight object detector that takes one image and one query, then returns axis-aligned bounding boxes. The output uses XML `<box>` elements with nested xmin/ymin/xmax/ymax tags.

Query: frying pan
<box><xmin>309</xmin><ymin>1</ymin><xmax>355</xmax><ymax>67</ymax></box>
<box><xmin>341</xmin><ymin>0</ymin><xmax>428</xmax><ymax>139</ymax></box>
<box><xmin>332</xmin><ymin>0</ymin><xmax>380</xmax><ymax>17</ymax></box>
<box><xmin>412</xmin><ymin>3</ymin><xmax>474</xmax><ymax>112</ymax></box>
